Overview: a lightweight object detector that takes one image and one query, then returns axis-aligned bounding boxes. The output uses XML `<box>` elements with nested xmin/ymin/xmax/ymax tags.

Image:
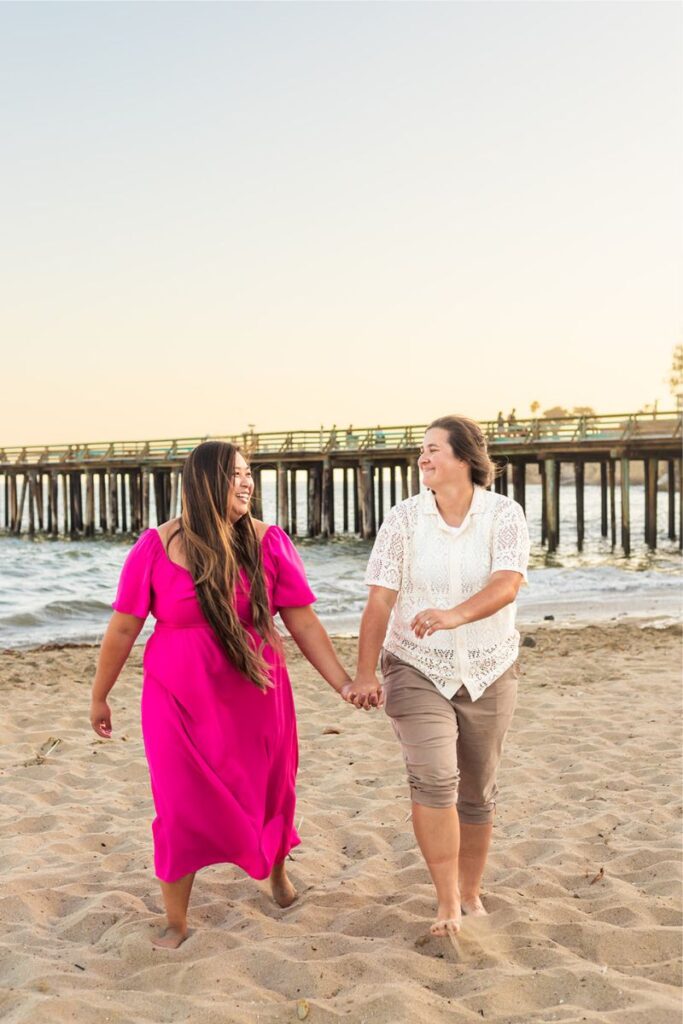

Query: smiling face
<box><xmin>227</xmin><ymin>451</ymin><xmax>254</xmax><ymax>523</ymax></box>
<box><xmin>418</xmin><ymin>427</ymin><xmax>472</xmax><ymax>490</ymax></box>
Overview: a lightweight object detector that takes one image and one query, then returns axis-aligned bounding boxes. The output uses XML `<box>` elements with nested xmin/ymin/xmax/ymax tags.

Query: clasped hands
<box><xmin>339</xmin><ymin>674</ymin><xmax>383</xmax><ymax>710</ymax></box>
<box><xmin>341</xmin><ymin>605</ymin><xmax>461</xmax><ymax>710</ymax></box>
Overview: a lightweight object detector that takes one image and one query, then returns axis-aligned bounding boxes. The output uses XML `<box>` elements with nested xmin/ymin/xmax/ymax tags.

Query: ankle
<box><xmin>459</xmin><ymin>883</ymin><xmax>482</xmax><ymax>902</ymax></box>
<box><xmin>166</xmin><ymin>918</ymin><xmax>187</xmax><ymax>933</ymax></box>
<box><xmin>436</xmin><ymin>888</ymin><xmax>460</xmax><ymax>909</ymax></box>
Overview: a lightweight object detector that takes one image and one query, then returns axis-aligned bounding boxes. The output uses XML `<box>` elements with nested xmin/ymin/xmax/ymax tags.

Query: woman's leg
<box><xmin>270</xmin><ymin>859</ymin><xmax>298</xmax><ymax>908</ymax></box>
<box><xmin>453</xmin><ymin>664</ymin><xmax>518</xmax><ymax>914</ymax></box>
<box><xmin>411</xmin><ymin>803</ymin><xmax>461</xmax><ymax>935</ymax></box>
<box><xmin>458</xmin><ymin>822</ymin><xmax>493</xmax><ymax>914</ymax></box>
<box><xmin>381</xmin><ymin>652</ymin><xmax>461</xmax><ymax>935</ymax></box>
<box><xmin>153</xmin><ymin>872</ymin><xmax>196</xmax><ymax>948</ymax></box>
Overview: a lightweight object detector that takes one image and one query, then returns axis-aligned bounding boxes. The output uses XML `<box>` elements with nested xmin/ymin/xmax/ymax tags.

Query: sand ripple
<box><xmin>0</xmin><ymin>624</ymin><xmax>680</xmax><ymax>1023</ymax></box>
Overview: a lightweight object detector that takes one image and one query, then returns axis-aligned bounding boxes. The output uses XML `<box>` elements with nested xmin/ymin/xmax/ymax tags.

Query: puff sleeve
<box><xmin>111</xmin><ymin>529</ymin><xmax>157</xmax><ymax>619</ymax></box>
<box><xmin>264</xmin><ymin>526</ymin><xmax>316</xmax><ymax>611</ymax></box>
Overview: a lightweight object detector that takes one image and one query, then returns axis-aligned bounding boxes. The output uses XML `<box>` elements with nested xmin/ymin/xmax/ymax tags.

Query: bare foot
<box><xmin>269</xmin><ymin>865</ymin><xmax>298</xmax><ymax>908</ymax></box>
<box><xmin>461</xmin><ymin>895</ymin><xmax>488</xmax><ymax>917</ymax></box>
<box><xmin>151</xmin><ymin>926</ymin><xmax>188</xmax><ymax>949</ymax></box>
<box><xmin>430</xmin><ymin>903</ymin><xmax>461</xmax><ymax>937</ymax></box>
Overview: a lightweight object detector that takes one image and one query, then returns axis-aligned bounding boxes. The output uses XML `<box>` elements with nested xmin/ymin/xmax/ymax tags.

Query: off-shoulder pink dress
<box><xmin>112</xmin><ymin>525</ymin><xmax>315</xmax><ymax>883</ymax></box>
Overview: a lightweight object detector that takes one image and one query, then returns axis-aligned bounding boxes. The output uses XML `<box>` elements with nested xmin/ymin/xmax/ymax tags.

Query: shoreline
<box><xmin>1</xmin><ymin>527</ymin><xmax>680</xmax><ymax>651</ymax></box>
<box><xmin>3</xmin><ymin>612</ymin><xmax>681</xmax><ymax>656</ymax></box>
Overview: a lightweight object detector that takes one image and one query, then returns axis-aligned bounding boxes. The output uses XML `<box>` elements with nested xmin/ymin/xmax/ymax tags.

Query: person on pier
<box><xmin>90</xmin><ymin>441</ymin><xmax>352</xmax><ymax>948</ymax></box>
<box><xmin>346</xmin><ymin>415</ymin><xmax>530</xmax><ymax>939</ymax></box>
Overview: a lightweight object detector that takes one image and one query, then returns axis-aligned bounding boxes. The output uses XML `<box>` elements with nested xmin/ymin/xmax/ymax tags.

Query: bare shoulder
<box><xmin>250</xmin><ymin>518</ymin><xmax>271</xmax><ymax>541</ymax></box>
<box><xmin>157</xmin><ymin>518</ymin><xmax>182</xmax><ymax>544</ymax></box>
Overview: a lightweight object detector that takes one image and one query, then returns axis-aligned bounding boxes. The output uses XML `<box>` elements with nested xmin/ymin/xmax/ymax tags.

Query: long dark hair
<box><xmin>427</xmin><ymin>415</ymin><xmax>496</xmax><ymax>487</ymax></box>
<box><xmin>169</xmin><ymin>441</ymin><xmax>279</xmax><ymax>691</ymax></box>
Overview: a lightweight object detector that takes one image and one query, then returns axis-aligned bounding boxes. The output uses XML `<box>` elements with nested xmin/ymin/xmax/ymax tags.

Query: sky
<box><xmin>1</xmin><ymin>2</ymin><xmax>681</xmax><ymax>446</ymax></box>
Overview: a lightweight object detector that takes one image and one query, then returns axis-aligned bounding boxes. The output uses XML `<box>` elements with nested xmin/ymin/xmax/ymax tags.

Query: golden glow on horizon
<box><xmin>1</xmin><ymin>3</ymin><xmax>679</xmax><ymax>446</ymax></box>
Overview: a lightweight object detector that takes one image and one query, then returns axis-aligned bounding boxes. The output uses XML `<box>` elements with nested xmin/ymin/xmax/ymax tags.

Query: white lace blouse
<box><xmin>364</xmin><ymin>486</ymin><xmax>530</xmax><ymax>701</ymax></box>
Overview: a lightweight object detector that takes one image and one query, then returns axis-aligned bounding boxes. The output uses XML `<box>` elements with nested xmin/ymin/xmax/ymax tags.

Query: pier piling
<box><xmin>377</xmin><ymin>466</ymin><xmax>385</xmax><ymax>528</ymax></box>
<box><xmin>644</xmin><ymin>458</ymin><xmax>658</xmax><ymax>550</ymax></box>
<box><xmin>277</xmin><ymin>464</ymin><xmax>289</xmax><ymax>534</ymax></box>
<box><xmin>575</xmin><ymin>462</ymin><xmax>585</xmax><ymax>552</ymax></box>
<box><xmin>289</xmin><ymin>469</ymin><xmax>298</xmax><ymax>536</ymax></box>
<box><xmin>544</xmin><ymin>459</ymin><xmax>558</xmax><ymax>553</ymax></box>
<box><xmin>621</xmin><ymin>457</ymin><xmax>631</xmax><ymax>556</ymax></box>
<box><xmin>608</xmin><ymin>459</ymin><xmax>616</xmax><ymax>549</ymax></box>
<box><xmin>512</xmin><ymin>463</ymin><xmax>526</xmax><ymax>511</ymax></box>
<box><xmin>322</xmin><ymin>459</ymin><xmax>334</xmax><ymax>537</ymax></box>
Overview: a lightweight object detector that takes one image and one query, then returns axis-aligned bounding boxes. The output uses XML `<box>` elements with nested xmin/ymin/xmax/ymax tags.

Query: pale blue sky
<box><xmin>1</xmin><ymin>2</ymin><xmax>680</xmax><ymax>445</ymax></box>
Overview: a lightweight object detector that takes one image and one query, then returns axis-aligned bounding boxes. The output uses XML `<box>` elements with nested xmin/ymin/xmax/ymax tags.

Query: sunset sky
<box><xmin>1</xmin><ymin>2</ymin><xmax>680</xmax><ymax>446</ymax></box>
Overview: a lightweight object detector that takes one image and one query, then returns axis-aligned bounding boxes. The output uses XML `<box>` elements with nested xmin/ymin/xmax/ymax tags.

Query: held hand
<box><xmin>411</xmin><ymin>607</ymin><xmax>462</xmax><ymax>639</ymax></box>
<box><xmin>90</xmin><ymin>699</ymin><xmax>112</xmax><ymax>738</ymax></box>
<box><xmin>341</xmin><ymin>674</ymin><xmax>384</xmax><ymax>711</ymax></box>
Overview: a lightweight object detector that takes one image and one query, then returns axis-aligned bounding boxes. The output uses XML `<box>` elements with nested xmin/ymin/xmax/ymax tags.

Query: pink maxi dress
<box><xmin>112</xmin><ymin>525</ymin><xmax>316</xmax><ymax>883</ymax></box>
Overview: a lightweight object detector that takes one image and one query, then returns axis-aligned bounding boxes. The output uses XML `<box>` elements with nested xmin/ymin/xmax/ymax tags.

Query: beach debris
<box><xmin>521</xmin><ymin>636</ymin><xmax>537</xmax><ymax>648</ymax></box>
<box><xmin>73</xmin><ymin>963</ymin><xmax>86</xmax><ymax>971</ymax></box>
<box><xmin>296</xmin><ymin>998</ymin><xmax>310</xmax><ymax>1020</ymax></box>
<box><xmin>40</xmin><ymin>736</ymin><xmax>62</xmax><ymax>757</ymax></box>
<box><xmin>322</xmin><ymin>727</ymin><xmax>341</xmax><ymax>735</ymax></box>
<box><xmin>544</xmin><ymin>615</ymin><xmax>555</xmax><ymax>621</ymax></box>
<box><xmin>589</xmin><ymin>867</ymin><xmax>605</xmax><ymax>885</ymax></box>
<box><xmin>23</xmin><ymin>736</ymin><xmax>62</xmax><ymax>767</ymax></box>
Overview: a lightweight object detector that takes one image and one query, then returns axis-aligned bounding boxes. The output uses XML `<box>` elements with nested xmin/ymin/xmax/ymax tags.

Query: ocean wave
<box><xmin>0</xmin><ymin>598</ymin><xmax>112</xmax><ymax>628</ymax></box>
<box><xmin>0</xmin><ymin>492</ymin><xmax>681</xmax><ymax>647</ymax></box>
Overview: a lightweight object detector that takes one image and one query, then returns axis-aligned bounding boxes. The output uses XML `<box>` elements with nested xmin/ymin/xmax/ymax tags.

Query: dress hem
<box><xmin>154</xmin><ymin>835</ymin><xmax>302</xmax><ymax>885</ymax></box>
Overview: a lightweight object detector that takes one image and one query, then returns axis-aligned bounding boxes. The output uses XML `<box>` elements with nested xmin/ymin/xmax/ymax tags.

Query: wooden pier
<box><xmin>1</xmin><ymin>412</ymin><xmax>681</xmax><ymax>555</ymax></box>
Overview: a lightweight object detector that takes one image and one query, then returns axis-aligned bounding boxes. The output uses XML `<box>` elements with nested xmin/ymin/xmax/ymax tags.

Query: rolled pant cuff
<box><xmin>456</xmin><ymin>804</ymin><xmax>495</xmax><ymax>825</ymax></box>
<box><xmin>409</xmin><ymin>787</ymin><xmax>458</xmax><ymax>809</ymax></box>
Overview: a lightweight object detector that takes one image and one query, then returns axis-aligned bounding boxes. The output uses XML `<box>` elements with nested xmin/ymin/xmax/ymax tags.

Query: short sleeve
<box><xmin>264</xmin><ymin>526</ymin><xmax>316</xmax><ymax>611</ymax></box>
<box><xmin>490</xmin><ymin>500</ymin><xmax>530</xmax><ymax>583</ymax></box>
<box><xmin>111</xmin><ymin>530</ymin><xmax>157</xmax><ymax>619</ymax></box>
<box><xmin>364</xmin><ymin>508</ymin><xmax>404</xmax><ymax>591</ymax></box>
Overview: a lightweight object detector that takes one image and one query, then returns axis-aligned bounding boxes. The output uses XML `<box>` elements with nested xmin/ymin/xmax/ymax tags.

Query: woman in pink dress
<box><xmin>90</xmin><ymin>441</ymin><xmax>352</xmax><ymax>947</ymax></box>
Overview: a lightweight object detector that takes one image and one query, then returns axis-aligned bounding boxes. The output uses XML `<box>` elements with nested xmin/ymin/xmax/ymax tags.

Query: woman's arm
<box><xmin>348</xmin><ymin>585</ymin><xmax>398</xmax><ymax>709</ymax></box>
<box><xmin>278</xmin><ymin>606</ymin><xmax>351</xmax><ymax>696</ymax></box>
<box><xmin>411</xmin><ymin>570</ymin><xmax>523</xmax><ymax>638</ymax></box>
<box><xmin>90</xmin><ymin>612</ymin><xmax>145</xmax><ymax>737</ymax></box>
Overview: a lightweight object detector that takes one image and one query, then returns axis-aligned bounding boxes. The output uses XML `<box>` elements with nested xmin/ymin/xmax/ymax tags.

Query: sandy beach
<box><xmin>0</xmin><ymin>622</ymin><xmax>681</xmax><ymax>1024</ymax></box>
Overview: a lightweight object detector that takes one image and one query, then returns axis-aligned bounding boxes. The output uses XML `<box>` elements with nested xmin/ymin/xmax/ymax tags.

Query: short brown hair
<box><xmin>427</xmin><ymin>415</ymin><xmax>496</xmax><ymax>488</ymax></box>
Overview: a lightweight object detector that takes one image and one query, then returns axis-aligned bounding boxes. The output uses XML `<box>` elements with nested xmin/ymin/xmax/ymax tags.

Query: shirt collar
<box><xmin>419</xmin><ymin>484</ymin><xmax>485</xmax><ymax>532</ymax></box>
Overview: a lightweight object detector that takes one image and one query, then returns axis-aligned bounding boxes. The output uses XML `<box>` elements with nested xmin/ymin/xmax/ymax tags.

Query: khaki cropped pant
<box><xmin>380</xmin><ymin>649</ymin><xmax>518</xmax><ymax>824</ymax></box>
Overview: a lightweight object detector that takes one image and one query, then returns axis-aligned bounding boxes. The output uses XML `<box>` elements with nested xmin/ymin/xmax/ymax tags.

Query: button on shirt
<box><xmin>364</xmin><ymin>486</ymin><xmax>531</xmax><ymax>701</ymax></box>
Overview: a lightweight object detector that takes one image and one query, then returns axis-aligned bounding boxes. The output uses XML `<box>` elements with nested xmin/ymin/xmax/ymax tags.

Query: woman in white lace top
<box><xmin>347</xmin><ymin>415</ymin><xmax>530</xmax><ymax>938</ymax></box>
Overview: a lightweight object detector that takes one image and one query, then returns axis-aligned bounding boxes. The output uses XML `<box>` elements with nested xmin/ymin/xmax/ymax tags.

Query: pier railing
<box><xmin>1</xmin><ymin>411</ymin><xmax>680</xmax><ymax>466</ymax></box>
